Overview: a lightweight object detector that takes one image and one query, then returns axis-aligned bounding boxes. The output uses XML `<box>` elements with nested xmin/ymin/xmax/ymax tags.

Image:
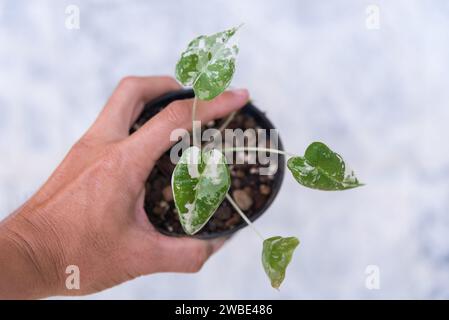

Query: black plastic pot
<box><xmin>131</xmin><ymin>89</ymin><xmax>285</xmax><ymax>239</ymax></box>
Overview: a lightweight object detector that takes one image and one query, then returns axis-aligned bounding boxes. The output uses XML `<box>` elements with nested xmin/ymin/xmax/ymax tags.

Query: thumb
<box><xmin>124</xmin><ymin>89</ymin><xmax>249</xmax><ymax>176</ymax></box>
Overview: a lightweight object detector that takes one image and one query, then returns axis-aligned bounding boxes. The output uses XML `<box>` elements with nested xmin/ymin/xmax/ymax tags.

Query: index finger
<box><xmin>88</xmin><ymin>76</ymin><xmax>181</xmax><ymax>141</ymax></box>
<box><xmin>124</xmin><ymin>89</ymin><xmax>249</xmax><ymax>176</ymax></box>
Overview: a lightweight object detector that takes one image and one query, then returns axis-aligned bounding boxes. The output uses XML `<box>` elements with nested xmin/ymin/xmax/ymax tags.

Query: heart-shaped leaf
<box><xmin>262</xmin><ymin>236</ymin><xmax>299</xmax><ymax>289</ymax></box>
<box><xmin>175</xmin><ymin>26</ymin><xmax>241</xmax><ymax>100</ymax></box>
<box><xmin>287</xmin><ymin>142</ymin><xmax>362</xmax><ymax>190</ymax></box>
<box><xmin>172</xmin><ymin>147</ymin><xmax>231</xmax><ymax>235</ymax></box>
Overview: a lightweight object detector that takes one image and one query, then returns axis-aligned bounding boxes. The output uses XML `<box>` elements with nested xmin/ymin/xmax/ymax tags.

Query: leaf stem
<box><xmin>202</xmin><ymin>111</ymin><xmax>237</xmax><ymax>148</ymax></box>
<box><xmin>225</xmin><ymin>193</ymin><xmax>265</xmax><ymax>241</ymax></box>
<box><xmin>222</xmin><ymin>147</ymin><xmax>295</xmax><ymax>157</ymax></box>
<box><xmin>217</xmin><ymin>111</ymin><xmax>236</xmax><ymax>133</ymax></box>
<box><xmin>192</xmin><ymin>96</ymin><xmax>200</xmax><ymax>148</ymax></box>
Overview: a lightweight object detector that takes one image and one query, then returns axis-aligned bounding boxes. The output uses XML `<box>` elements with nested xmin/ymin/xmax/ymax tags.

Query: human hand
<box><xmin>0</xmin><ymin>76</ymin><xmax>249</xmax><ymax>299</ymax></box>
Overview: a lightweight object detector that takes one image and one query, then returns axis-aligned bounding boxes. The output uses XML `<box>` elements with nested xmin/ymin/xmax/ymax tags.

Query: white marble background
<box><xmin>1</xmin><ymin>0</ymin><xmax>449</xmax><ymax>299</ymax></box>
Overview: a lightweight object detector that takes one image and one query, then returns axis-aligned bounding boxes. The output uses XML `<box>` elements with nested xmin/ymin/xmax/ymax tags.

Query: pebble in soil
<box><xmin>137</xmin><ymin>111</ymin><xmax>279</xmax><ymax>237</ymax></box>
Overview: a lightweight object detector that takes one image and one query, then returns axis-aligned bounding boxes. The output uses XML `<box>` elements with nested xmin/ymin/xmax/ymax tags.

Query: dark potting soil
<box><xmin>131</xmin><ymin>108</ymin><xmax>278</xmax><ymax>238</ymax></box>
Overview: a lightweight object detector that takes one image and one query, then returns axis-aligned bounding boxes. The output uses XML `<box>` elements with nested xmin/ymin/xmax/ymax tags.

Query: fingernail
<box><xmin>231</xmin><ymin>88</ymin><xmax>249</xmax><ymax>98</ymax></box>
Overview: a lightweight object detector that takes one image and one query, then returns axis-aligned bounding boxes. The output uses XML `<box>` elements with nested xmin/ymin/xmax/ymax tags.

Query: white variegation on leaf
<box><xmin>175</xmin><ymin>25</ymin><xmax>242</xmax><ymax>100</ymax></box>
<box><xmin>172</xmin><ymin>147</ymin><xmax>231</xmax><ymax>235</ymax></box>
<box><xmin>287</xmin><ymin>142</ymin><xmax>363</xmax><ymax>190</ymax></box>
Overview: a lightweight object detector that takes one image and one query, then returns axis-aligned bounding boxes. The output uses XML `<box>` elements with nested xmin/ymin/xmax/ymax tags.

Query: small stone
<box><xmin>259</xmin><ymin>184</ymin><xmax>271</xmax><ymax>195</ymax></box>
<box><xmin>232</xmin><ymin>189</ymin><xmax>253</xmax><ymax>211</ymax></box>
<box><xmin>249</xmin><ymin>167</ymin><xmax>258</xmax><ymax>174</ymax></box>
<box><xmin>159</xmin><ymin>200</ymin><xmax>169</xmax><ymax>209</ymax></box>
<box><xmin>225</xmin><ymin>214</ymin><xmax>241</xmax><ymax>228</ymax></box>
<box><xmin>232</xmin><ymin>179</ymin><xmax>242</xmax><ymax>189</ymax></box>
<box><xmin>162</xmin><ymin>185</ymin><xmax>173</xmax><ymax>202</ymax></box>
<box><xmin>153</xmin><ymin>206</ymin><xmax>164</xmax><ymax>215</ymax></box>
<box><xmin>243</xmin><ymin>186</ymin><xmax>253</xmax><ymax>196</ymax></box>
<box><xmin>215</xmin><ymin>206</ymin><xmax>232</xmax><ymax>220</ymax></box>
<box><xmin>235</xmin><ymin>170</ymin><xmax>245</xmax><ymax>178</ymax></box>
<box><xmin>235</xmin><ymin>114</ymin><xmax>244</xmax><ymax>123</ymax></box>
<box><xmin>244</xmin><ymin>117</ymin><xmax>256</xmax><ymax>129</ymax></box>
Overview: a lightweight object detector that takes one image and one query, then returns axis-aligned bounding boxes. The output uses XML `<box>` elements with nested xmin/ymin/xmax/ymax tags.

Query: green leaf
<box><xmin>175</xmin><ymin>26</ymin><xmax>241</xmax><ymax>100</ymax></box>
<box><xmin>287</xmin><ymin>142</ymin><xmax>362</xmax><ymax>190</ymax></box>
<box><xmin>172</xmin><ymin>147</ymin><xmax>231</xmax><ymax>235</ymax></box>
<box><xmin>262</xmin><ymin>236</ymin><xmax>299</xmax><ymax>289</ymax></box>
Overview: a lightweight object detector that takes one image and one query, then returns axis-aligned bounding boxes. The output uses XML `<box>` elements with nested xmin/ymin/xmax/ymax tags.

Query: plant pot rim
<box><xmin>134</xmin><ymin>89</ymin><xmax>285</xmax><ymax>239</ymax></box>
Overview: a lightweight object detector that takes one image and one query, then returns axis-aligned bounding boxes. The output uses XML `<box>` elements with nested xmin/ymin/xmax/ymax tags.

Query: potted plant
<box><xmin>131</xmin><ymin>26</ymin><xmax>362</xmax><ymax>289</ymax></box>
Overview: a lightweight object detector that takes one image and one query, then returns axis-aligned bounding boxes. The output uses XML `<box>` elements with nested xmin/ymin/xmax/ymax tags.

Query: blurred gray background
<box><xmin>1</xmin><ymin>0</ymin><xmax>449</xmax><ymax>299</ymax></box>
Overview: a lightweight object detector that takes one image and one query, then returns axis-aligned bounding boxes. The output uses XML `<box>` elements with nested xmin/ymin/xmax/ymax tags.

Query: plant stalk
<box><xmin>201</xmin><ymin>111</ymin><xmax>237</xmax><ymax>148</ymax></box>
<box><xmin>217</xmin><ymin>111</ymin><xmax>236</xmax><ymax>133</ymax></box>
<box><xmin>192</xmin><ymin>97</ymin><xmax>200</xmax><ymax>148</ymax></box>
<box><xmin>226</xmin><ymin>193</ymin><xmax>265</xmax><ymax>241</ymax></box>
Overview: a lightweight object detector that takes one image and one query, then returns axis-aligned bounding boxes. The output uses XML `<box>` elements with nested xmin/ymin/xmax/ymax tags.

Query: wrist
<box><xmin>0</xmin><ymin>205</ymin><xmax>65</xmax><ymax>299</ymax></box>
